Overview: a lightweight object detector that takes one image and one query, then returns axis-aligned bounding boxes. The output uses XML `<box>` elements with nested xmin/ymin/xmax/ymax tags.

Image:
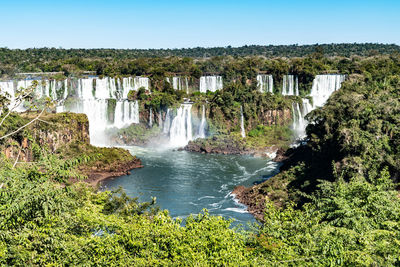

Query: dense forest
<box><xmin>0</xmin><ymin>49</ymin><xmax>400</xmax><ymax>265</ymax></box>
<box><xmin>1</xmin><ymin>43</ymin><xmax>400</xmax><ymax>78</ymax></box>
<box><xmin>1</xmin><ymin>43</ymin><xmax>399</xmax><ymax>61</ymax></box>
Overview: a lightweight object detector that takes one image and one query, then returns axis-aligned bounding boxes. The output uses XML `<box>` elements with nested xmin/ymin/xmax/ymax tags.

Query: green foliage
<box><xmin>0</xmin><ymin>157</ymin><xmax>260</xmax><ymax>265</ymax></box>
<box><xmin>254</xmin><ymin>171</ymin><xmax>400</xmax><ymax>265</ymax></box>
<box><xmin>246</xmin><ymin>125</ymin><xmax>292</xmax><ymax>149</ymax></box>
<box><xmin>107</xmin><ymin>123</ymin><xmax>161</xmax><ymax>145</ymax></box>
<box><xmin>306</xmin><ymin>74</ymin><xmax>400</xmax><ymax>182</ymax></box>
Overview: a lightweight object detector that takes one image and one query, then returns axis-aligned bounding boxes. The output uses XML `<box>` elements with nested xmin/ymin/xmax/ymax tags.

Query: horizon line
<box><xmin>1</xmin><ymin>42</ymin><xmax>399</xmax><ymax>50</ymax></box>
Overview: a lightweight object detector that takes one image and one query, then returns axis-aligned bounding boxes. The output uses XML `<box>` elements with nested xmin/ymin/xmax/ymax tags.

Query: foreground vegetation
<box><xmin>0</xmin><ymin>151</ymin><xmax>398</xmax><ymax>265</ymax></box>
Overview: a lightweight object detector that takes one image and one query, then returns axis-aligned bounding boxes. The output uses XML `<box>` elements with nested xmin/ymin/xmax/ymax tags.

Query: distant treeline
<box><xmin>1</xmin><ymin>44</ymin><xmax>400</xmax><ymax>92</ymax></box>
<box><xmin>1</xmin><ymin>43</ymin><xmax>399</xmax><ymax>62</ymax></box>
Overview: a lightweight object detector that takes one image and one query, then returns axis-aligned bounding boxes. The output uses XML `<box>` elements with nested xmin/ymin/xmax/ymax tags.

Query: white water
<box><xmin>199</xmin><ymin>76</ymin><xmax>223</xmax><ymax>93</ymax></box>
<box><xmin>114</xmin><ymin>100</ymin><xmax>140</xmax><ymax>128</ymax></box>
<box><xmin>95</xmin><ymin>77</ymin><xmax>116</xmax><ymax>99</ymax></box>
<box><xmin>149</xmin><ymin>108</ymin><xmax>153</xmax><ymax>127</ymax></box>
<box><xmin>1</xmin><ymin>79</ymin><xmax>66</xmax><ymax>111</ymax></box>
<box><xmin>1</xmin><ymin>76</ymin><xmax>147</xmax><ymax>145</ymax></box>
<box><xmin>310</xmin><ymin>74</ymin><xmax>346</xmax><ymax>108</ymax></box>
<box><xmin>240</xmin><ymin>106</ymin><xmax>246</xmax><ymax>138</ymax></box>
<box><xmin>292</xmin><ymin>102</ymin><xmax>306</xmax><ymax>138</ymax></box>
<box><xmin>167</xmin><ymin>77</ymin><xmax>189</xmax><ymax>94</ymax></box>
<box><xmin>282</xmin><ymin>75</ymin><xmax>299</xmax><ymax>96</ymax></box>
<box><xmin>257</xmin><ymin>74</ymin><xmax>273</xmax><ymax>93</ymax></box>
<box><xmin>133</xmin><ymin>77</ymin><xmax>150</xmax><ymax>92</ymax></box>
<box><xmin>292</xmin><ymin>74</ymin><xmax>346</xmax><ymax>138</ymax></box>
<box><xmin>198</xmin><ymin>105</ymin><xmax>207</xmax><ymax>138</ymax></box>
<box><xmin>163</xmin><ymin>109</ymin><xmax>171</xmax><ymax>134</ymax></box>
<box><xmin>169</xmin><ymin>104</ymin><xmax>193</xmax><ymax>147</ymax></box>
<box><xmin>161</xmin><ymin>104</ymin><xmax>209</xmax><ymax>147</ymax></box>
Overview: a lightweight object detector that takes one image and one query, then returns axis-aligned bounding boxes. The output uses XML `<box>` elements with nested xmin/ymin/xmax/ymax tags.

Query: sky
<box><xmin>1</xmin><ymin>0</ymin><xmax>399</xmax><ymax>49</ymax></box>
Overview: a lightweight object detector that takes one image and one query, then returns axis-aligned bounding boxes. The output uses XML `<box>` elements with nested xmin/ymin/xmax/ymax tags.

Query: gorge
<box><xmin>0</xmin><ymin>72</ymin><xmax>347</xmax><ymax>223</ymax></box>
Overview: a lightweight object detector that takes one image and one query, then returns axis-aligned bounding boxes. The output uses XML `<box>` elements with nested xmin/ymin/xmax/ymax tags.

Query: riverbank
<box><xmin>80</xmin><ymin>156</ymin><xmax>143</xmax><ymax>187</ymax></box>
<box><xmin>62</xmin><ymin>142</ymin><xmax>145</xmax><ymax>187</ymax></box>
<box><xmin>232</xmin><ymin>144</ymin><xmax>312</xmax><ymax>220</ymax></box>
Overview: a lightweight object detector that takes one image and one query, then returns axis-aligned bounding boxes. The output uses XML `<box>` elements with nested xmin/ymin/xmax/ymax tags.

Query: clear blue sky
<box><xmin>1</xmin><ymin>0</ymin><xmax>399</xmax><ymax>49</ymax></box>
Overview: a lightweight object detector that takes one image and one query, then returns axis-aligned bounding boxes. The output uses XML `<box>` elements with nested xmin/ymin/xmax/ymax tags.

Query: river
<box><xmin>101</xmin><ymin>146</ymin><xmax>280</xmax><ymax>226</ymax></box>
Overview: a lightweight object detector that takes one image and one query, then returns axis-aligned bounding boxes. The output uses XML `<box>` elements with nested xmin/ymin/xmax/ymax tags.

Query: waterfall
<box><xmin>257</xmin><ymin>74</ymin><xmax>273</xmax><ymax>93</ymax></box>
<box><xmin>166</xmin><ymin>76</ymin><xmax>189</xmax><ymax>93</ymax></box>
<box><xmin>169</xmin><ymin>104</ymin><xmax>193</xmax><ymax>147</ymax></box>
<box><xmin>2</xmin><ymin>76</ymin><xmax>144</xmax><ymax>145</ymax></box>
<box><xmin>292</xmin><ymin>102</ymin><xmax>306</xmax><ymax>138</ymax></box>
<box><xmin>198</xmin><ymin>105</ymin><xmax>207</xmax><ymax>138</ymax></box>
<box><xmin>185</xmin><ymin>77</ymin><xmax>189</xmax><ymax>94</ymax></box>
<box><xmin>310</xmin><ymin>74</ymin><xmax>346</xmax><ymax>108</ymax></box>
<box><xmin>149</xmin><ymin>109</ymin><xmax>153</xmax><ymax>127</ymax></box>
<box><xmin>282</xmin><ymin>75</ymin><xmax>298</xmax><ymax>96</ymax></box>
<box><xmin>114</xmin><ymin>100</ymin><xmax>139</xmax><ymax>128</ymax></box>
<box><xmin>121</xmin><ymin>77</ymin><xmax>133</xmax><ymax>98</ymax></box>
<box><xmin>240</xmin><ymin>106</ymin><xmax>246</xmax><ymax>138</ymax></box>
<box><xmin>199</xmin><ymin>76</ymin><xmax>223</xmax><ymax>93</ymax></box>
<box><xmin>172</xmin><ymin>77</ymin><xmax>180</xmax><ymax>91</ymax></box>
<box><xmin>63</xmin><ymin>79</ymin><xmax>68</xmax><ymax>99</ymax></box>
<box><xmin>292</xmin><ymin>74</ymin><xmax>346</xmax><ymax>139</ymax></box>
<box><xmin>133</xmin><ymin>77</ymin><xmax>150</xmax><ymax>91</ymax></box>
<box><xmin>0</xmin><ymin>81</ymin><xmax>17</xmax><ymax>111</ymax></box>
<box><xmin>163</xmin><ymin>109</ymin><xmax>171</xmax><ymax>134</ymax></box>
<box><xmin>66</xmin><ymin>77</ymin><xmax>145</xmax><ymax>144</ymax></box>
<box><xmin>95</xmin><ymin>77</ymin><xmax>116</xmax><ymax>99</ymax></box>
<box><xmin>302</xmin><ymin>98</ymin><xmax>312</xmax><ymax>115</ymax></box>
<box><xmin>78</xmin><ymin>78</ymin><xmax>95</xmax><ymax>100</ymax></box>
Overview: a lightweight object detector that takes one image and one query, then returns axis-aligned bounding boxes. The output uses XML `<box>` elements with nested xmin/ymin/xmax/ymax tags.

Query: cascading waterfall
<box><xmin>282</xmin><ymin>75</ymin><xmax>299</xmax><ymax>96</ymax></box>
<box><xmin>133</xmin><ymin>77</ymin><xmax>150</xmax><ymax>92</ymax></box>
<box><xmin>95</xmin><ymin>77</ymin><xmax>116</xmax><ymax>99</ymax></box>
<box><xmin>240</xmin><ymin>106</ymin><xmax>246</xmax><ymax>138</ymax></box>
<box><xmin>2</xmin><ymin>79</ymin><xmax>65</xmax><ymax>111</ymax></box>
<box><xmin>310</xmin><ymin>74</ymin><xmax>346</xmax><ymax>108</ymax></box>
<box><xmin>3</xmin><ymin>74</ymin><xmax>347</xmax><ymax>146</ymax></box>
<box><xmin>149</xmin><ymin>109</ymin><xmax>153</xmax><ymax>127</ymax></box>
<box><xmin>184</xmin><ymin>77</ymin><xmax>189</xmax><ymax>94</ymax></box>
<box><xmin>163</xmin><ymin>109</ymin><xmax>171</xmax><ymax>134</ymax></box>
<box><xmin>198</xmin><ymin>105</ymin><xmax>207</xmax><ymax>138</ymax></box>
<box><xmin>167</xmin><ymin>77</ymin><xmax>189</xmax><ymax>94</ymax></box>
<box><xmin>78</xmin><ymin>78</ymin><xmax>95</xmax><ymax>100</ymax></box>
<box><xmin>292</xmin><ymin>74</ymin><xmax>346</xmax><ymax>139</ymax></box>
<box><xmin>257</xmin><ymin>74</ymin><xmax>273</xmax><ymax>93</ymax></box>
<box><xmin>114</xmin><ymin>100</ymin><xmax>139</xmax><ymax>128</ymax></box>
<box><xmin>121</xmin><ymin>77</ymin><xmax>134</xmax><ymax>98</ymax></box>
<box><xmin>199</xmin><ymin>76</ymin><xmax>223</xmax><ymax>93</ymax></box>
<box><xmin>63</xmin><ymin>79</ymin><xmax>68</xmax><ymax>100</ymax></box>
<box><xmin>292</xmin><ymin>102</ymin><xmax>306</xmax><ymax>138</ymax></box>
<box><xmin>169</xmin><ymin>104</ymin><xmax>193</xmax><ymax>147</ymax></box>
<box><xmin>2</xmin><ymin>76</ymin><xmax>146</xmax><ymax>143</ymax></box>
<box><xmin>45</xmin><ymin>76</ymin><xmax>146</xmax><ymax>144</ymax></box>
<box><xmin>302</xmin><ymin>98</ymin><xmax>312</xmax><ymax>115</ymax></box>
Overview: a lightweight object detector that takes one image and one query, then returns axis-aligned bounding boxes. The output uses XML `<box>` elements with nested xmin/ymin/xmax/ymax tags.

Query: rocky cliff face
<box><xmin>2</xmin><ymin>112</ymin><xmax>142</xmax><ymax>186</ymax></box>
<box><xmin>3</xmin><ymin>112</ymin><xmax>90</xmax><ymax>162</ymax></box>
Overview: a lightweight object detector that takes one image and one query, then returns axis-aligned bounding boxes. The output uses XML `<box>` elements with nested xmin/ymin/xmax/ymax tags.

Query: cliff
<box><xmin>1</xmin><ymin>112</ymin><xmax>142</xmax><ymax>186</ymax></box>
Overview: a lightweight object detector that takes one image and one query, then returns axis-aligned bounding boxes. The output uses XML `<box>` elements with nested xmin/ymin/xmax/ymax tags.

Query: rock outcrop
<box><xmin>1</xmin><ymin>112</ymin><xmax>143</xmax><ymax>186</ymax></box>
